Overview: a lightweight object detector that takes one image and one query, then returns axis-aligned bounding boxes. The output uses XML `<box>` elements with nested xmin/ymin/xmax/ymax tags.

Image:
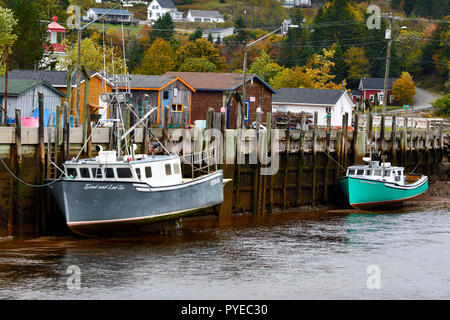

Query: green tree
<box><xmin>176</xmin><ymin>38</ymin><xmax>226</xmax><ymax>72</ymax></box>
<box><xmin>395</xmin><ymin>31</ymin><xmax>424</xmax><ymax>76</ymax></box>
<box><xmin>135</xmin><ymin>38</ymin><xmax>176</xmax><ymax>75</ymax></box>
<box><xmin>234</xmin><ymin>15</ymin><xmax>247</xmax><ymax>43</ymax></box>
<box><xmin>207</xmin><ymin>33</ymin><xmax>214</xmax><ymax>43</ymax></box>
<box><xmin>188</xmin><ymin>28</ymin><xmax>203</xmax><ymax>42</ymax></box>
<box><xmin>7</xmin><ymin>0</ymin><xmax>46</xmax><ymax>69</ymax></box>
<box><xmin>68</xmin><ymin>0</ymin><xmax>93</xmax><ymax>11</ymax></box>
<box><xmin>310</xmin><ymin>0</ymin><xmax>365</xmax><ymax>50</ymax></box>
<box><xmin>343</xmin><ymin>46</ymin><xmax>371</xmax><ymax>85</ymax></box>
<box><xmin>330</xmin><ymin>42</ymin><xmax>346</xmax><ymax>84</ymax></box>
<box><xmin>431</xmin><ymin>93</ymin><xmax>450</xmax><ymax>116</ymax></box>
<box><xmin>57</xmin><ymin>34</ymin><xmax>125</xmax><ymax>73</ymax></box>
<box><xmin>0</xmin><ymin>7</ymin><xmax>17</xmax><ymax>75</ymax></box>
<box><xmin>35</xmin><ymin>0</ymin><xmax>68</xmax><ymax>21</ymax></box>
<box><xmin>278</xmin><ymin>9</ymin><xmax>312</xmax><ymax>68</ymax></box>
<box><xmin>249</xmin><ymin>51</ymin><xmax>284</xmax><ymax>84</ymax></box>
<box><xmin>151</xmin><ymin>13</ymin><xmax>174</xmax><ymax>42</ymax></box>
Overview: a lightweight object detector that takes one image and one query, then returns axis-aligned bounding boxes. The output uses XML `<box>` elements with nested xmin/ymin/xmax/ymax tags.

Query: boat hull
<box><xmin>48</xmin><ymin>170</ymin><xmax>224</xmax><ymax>236</ymax></box>
<box><xmin>338</xmin><ymin>175</ymin><xmax>428</xmax><ymax>210</ymax></box>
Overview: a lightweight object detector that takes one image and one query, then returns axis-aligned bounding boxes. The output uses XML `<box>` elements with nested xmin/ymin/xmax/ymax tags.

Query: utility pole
<box><xmin>239</xmin><ymin>43</ymin><xmax>248</xmax><ymax>129</ymax></box>
<box><xmin>237</xmin><ymin>24</ymin><xmax>298</xmax><ymax>129</ymax></box>
<box><xmin>4</xmin><ymin>44</ymin><xmax>8</xmax><ymax>125</ymax></box>
<box><xmin>382</xmin><ymin>13</ymin><xmax>393</xmax><ymax>114</ymax></box>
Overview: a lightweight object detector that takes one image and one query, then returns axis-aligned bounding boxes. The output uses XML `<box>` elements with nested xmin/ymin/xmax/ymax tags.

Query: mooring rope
<box><xmin>0</xmin><ymin>156</ymin><xmax>60</xmax><ymax>188</ymax></box>
<box><xmin>323</xmin><ymin>149</ymin><xmax>347</xmax><ymax>171</ymax></box>
<box><xmin>411</xmin><ymin>134</ymin><xmax>437</xmax><ymax>174</ymax></box>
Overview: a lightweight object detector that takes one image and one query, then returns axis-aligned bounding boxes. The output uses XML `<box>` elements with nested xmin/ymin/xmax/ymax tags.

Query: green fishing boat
<box><xmin>339</xmin><ymin>156</ymin><xmax>428</xmax><ymax>210</ymax></box>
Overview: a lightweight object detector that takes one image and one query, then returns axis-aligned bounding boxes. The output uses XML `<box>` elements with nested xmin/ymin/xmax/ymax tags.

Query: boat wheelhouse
<box><xmin>64</xmin><ymin>151</ymin><xmax>183</xmax><ymax>187</ymax></box>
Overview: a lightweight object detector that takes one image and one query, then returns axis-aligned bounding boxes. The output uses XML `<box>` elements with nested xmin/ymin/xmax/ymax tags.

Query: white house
<box><xmin>147</xmin><ymin>0</ymin><xmax>182</xmax><ymax>22</ymax></box>
<box><xmin>186</xmin><ymin>10</ymin><xmax>224</xmax><ymax>23</ymax></box>
<box><xmin>272</xmin><ymin>88</ymin><xmax>354</xmax><ymax>127</ymax></box>
<box><xmin>279</xmin><ymin>0</ymin><xmax>311</xmax><ymax>7</ymax></box>
<box><xmin>202</xmin><ymin>27</ymin><xmax>235</xmax><ymax>42</ymax></box>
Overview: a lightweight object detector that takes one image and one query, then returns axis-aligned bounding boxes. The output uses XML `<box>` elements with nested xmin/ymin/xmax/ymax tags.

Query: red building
<box><xmin>164</xmin><ymin>72</ymin><xmax>276</xmax><ymax>128</ymax></box>
<box><xmin>358</xmin><ymin>77</ymin><xmax>397</xmax><ymax>106</ymax></box>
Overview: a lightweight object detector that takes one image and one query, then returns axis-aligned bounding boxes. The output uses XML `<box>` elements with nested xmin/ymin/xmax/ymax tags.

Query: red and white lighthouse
<box><xmin>45</xmin><ymin>16</ymin><xmax>66</xmax><ymax>53</ymax></box>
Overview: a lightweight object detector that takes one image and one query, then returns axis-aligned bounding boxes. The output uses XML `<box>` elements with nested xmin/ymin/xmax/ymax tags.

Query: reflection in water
<box><xmin>0</xmin><ymin>209</ymin><xmax>449</xmax><ymax>299</ymax></box>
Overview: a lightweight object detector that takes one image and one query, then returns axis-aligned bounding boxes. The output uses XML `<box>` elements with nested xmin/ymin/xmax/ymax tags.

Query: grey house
<box><xmin>118</xmin><ymin>75</ymin><xmax>196</xmax><ymax>127</ymax></box>
<box><xmin>0</xmin><ymin>78</ymin><xmax>65</xmax><ymax>121</ymax></box>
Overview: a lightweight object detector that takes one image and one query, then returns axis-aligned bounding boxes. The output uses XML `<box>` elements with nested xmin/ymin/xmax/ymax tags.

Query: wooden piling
<box><xmin>324</xmin><ymin>111</ymin><xmax>331</xmax><ymax>203</ymax></box>
<box><xmin>380</xmin><ymin>114</ymin><xmax>385</xmax><ymax>155</ymax></box>
<box><xmin>282</xmin><ymin>112</ymin><xmax>291</xmax><ymax>210</ymax></box>
<box><xmin>367</xmin><ymin>111</ymin><xmax>373</xmax><ymax>144</ymax></box>
<box><xmin>296</xmin><ymin>112</ymin><xmax>305</xmax><ymax>207</ymax></box>
<box><xmin>410</xmin><ymin>108</ymin><xmax>414</xmax><ymax>156</ymax></box>
<box><xmin>56</xmin><ymin>105</ymin><xmax>62</xmax><ymax>165</ymax></box>
<box><xmin>163</xmin><ymin>106</ymin><xmax>170</xmax><ymax>154</ymax></box>
<box><xmin>402</xmin><ymin>116</ymin><xmax>407</xmax><ymax>167</ymax></box>
<box><xmin>13</xmin><ymin>109</ymin><xmax>23</xmax><ymax>237</ymax></box>
<box><xmin>62</xmin><ymin>102</ymin><xmax>70</xmax><ymax>162</ymax></box>
<box><xmin>267</xmin><ymin>112</ymin><xmax>274</xmax><ymax>213</ymax></box>
<box><xmin>38</xmin><ymin>92</ymin><xmax>45</xmax><ymax>236</ymax></box>
<box><xmin>426</xmin><ymin>120</ymin><xmax>430</xmax><ymax>177</ymax></box>
<box><xmin>254</xmin><ymin>110</ymin><xmax>262</xmax><ymax>215</ymax></box>
<box><xmin>312</xmin><ymin>111</ymin><xmax>318</xmax><ymax>209</ymax></box>
<box><xmin>343</xmin><ymin>113</ymin><xmax>349</xmax><ymax>169</ymax></box>
<box><xmin>391</xmin><ymin>115</ymin><xmax>397</xmax><ymax>165</ymax></box>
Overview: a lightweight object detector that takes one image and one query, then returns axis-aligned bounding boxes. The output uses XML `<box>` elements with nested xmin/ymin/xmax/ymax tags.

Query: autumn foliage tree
<box><xmin>271</xmin><ymin>49</ymin><xmax>344</xmax><ymax>90</ymax></box>
<box><xmin>175</xmin><ymin>38</ymin><xmax>226</xmax><ymax>72</ymax></box>
<box><xmin>392</xmin><ymin>72</ymin><xmax>417</xmax><ymax>105</ymax></box>
<box><xmin>135</xmin><ymin>38</ymin><xmax>176</xmax><ymax>75</ymax></box>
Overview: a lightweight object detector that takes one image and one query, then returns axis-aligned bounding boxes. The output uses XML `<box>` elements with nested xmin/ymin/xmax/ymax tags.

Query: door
<box><xmin>99</xmin><ymin>96</ymin><xmax>108</xmax><ymax>121</ymax></box>
<box><xmin>162</xmin><ymin>90</ymin><xmax>170</xmax><ymax>127</ymax></box>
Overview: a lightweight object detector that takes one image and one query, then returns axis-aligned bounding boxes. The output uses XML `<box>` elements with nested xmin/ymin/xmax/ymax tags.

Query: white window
<box><xmin>369</xmin><ymin>95</ymin><xmax>374</xmax><ymax>102</ymax></box>
<box><xmin>390</xmin><ymin>95</ymin><xmax>395</xmax><ymax>103</ymax></box>
<box><xmin>173</xmin><ymin>163</ymin><xmax>180</xmax><ymax>174</ymax></box>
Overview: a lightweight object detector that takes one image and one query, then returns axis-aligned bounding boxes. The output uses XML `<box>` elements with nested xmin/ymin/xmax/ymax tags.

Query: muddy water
<box><xmin>0</xmin><ymin>208</ymin><xmax>449</xmax><ymax>300</ymax></box>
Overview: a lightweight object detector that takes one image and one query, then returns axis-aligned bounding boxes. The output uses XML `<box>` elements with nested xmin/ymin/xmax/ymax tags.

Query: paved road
<box><xmin>413</xmin><ymin>87</ymin><xmax>442</xmax><ymax>110</ymax></box>
<box><xmin>386</xmin><ymin>88</ymin><xmax>442</xmax><ymax>114</ymax></box>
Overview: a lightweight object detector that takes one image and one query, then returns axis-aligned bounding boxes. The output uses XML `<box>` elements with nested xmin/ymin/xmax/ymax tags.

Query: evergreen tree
<box><xmin>207</xmin><ymin>33</ymin><xmax>214</xmax><ymax>43</ymax></box>
<box><xmin>234</xmin><ymin>16</ymin><xmax>247</xmax><ymax>43</ymax></box>
<box><xmin>278</xmin><ymin>9</ymin><xmax>311</xmax><ymax>68</ymax></box>
<box><xmin>7</xmin><ymin>0</ymin><xmax>46</xmax><ymax>69</ymax></box>
<box><xmin>330</xmin><ymin>42</ymin><xmax>346</xmax><ymax>84</ymax></box>
<box><xmin>151</xmin><ymin>13</ymin><xmax>174</xmax><ymax>42</ymax></box>
<box><xmin>189</xmin><ymin>28</ymin><xmax>203</xmax><ymax>42</ymax></box>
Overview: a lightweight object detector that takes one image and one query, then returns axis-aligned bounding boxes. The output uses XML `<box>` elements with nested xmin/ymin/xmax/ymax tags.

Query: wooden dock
<box><xmin>0</xmin><ymin>108</ymin><xmax>447</xmax><ymax>237</ymax></box>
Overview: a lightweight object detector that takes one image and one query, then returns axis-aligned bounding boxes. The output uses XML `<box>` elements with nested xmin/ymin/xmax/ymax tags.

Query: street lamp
<box><xmin>381</xmin><ymin>12</ymin><xmax>407</xmax><ymax>114</ymax></box>
<box><xmin>238</xmin><ymin>24</ymin><xmax>298</xmax><ymax>128</ymax></box>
